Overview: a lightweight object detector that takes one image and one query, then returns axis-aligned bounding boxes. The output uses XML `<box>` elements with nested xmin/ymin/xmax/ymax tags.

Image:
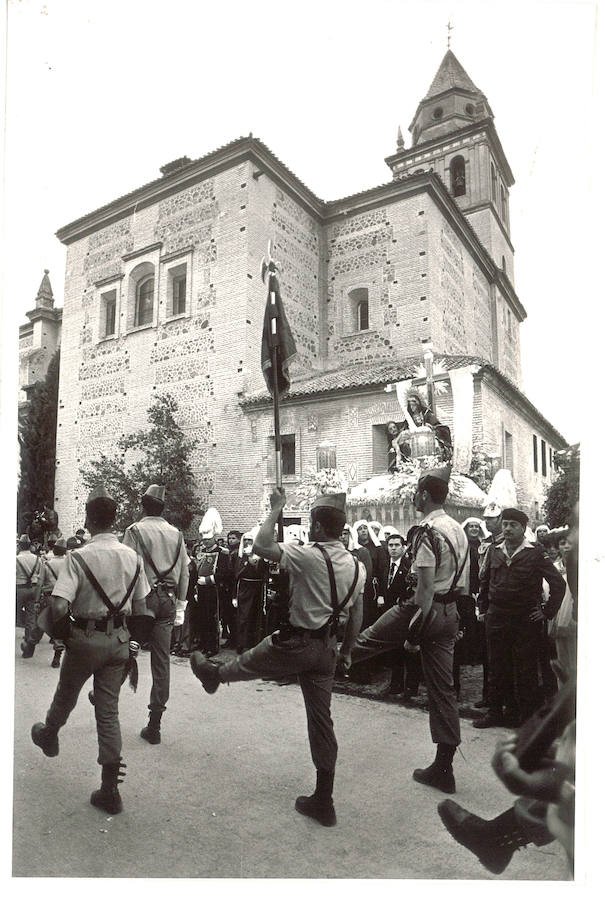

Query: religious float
<box><xmin>281</xmin><ymin>350</ymin><xmax>499</xmax><ymax>533</ymax></box>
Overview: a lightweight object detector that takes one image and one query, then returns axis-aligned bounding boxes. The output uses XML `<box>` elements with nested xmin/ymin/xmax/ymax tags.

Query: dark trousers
<box><xmin>45</xmin><ymin>625</ymin><xmax>129</xmax><ymax>764</ymax></box>
<box><xmin>16</xmin><ymin>586</ymin><xmax>28</xmax><ymax>628</ymax></box>
<box><xmin>485</xmin><ymin>610</ymin><xmax>542</xmax><ymax>723</ymax></box>
<box><xmin>236</xmin><ymin>580</ymin><xmax>265</xmax><ymax>651</ymax></box>
<box><xmin>219</xmin><ymin>586</ymin><xmax>236</xmax><ymax>642</ymax></box>
<box><xmin>145</xmin><ymin>587</ymin><xmax>177</xmax><ymax>714</ymax></box>
<box><xmin>20</xmin><ymin>586</ymin><xmax>44</xmax><ymax>645</ymax></box>
<box><xmin>219</xmin><ymin>631</ymin><xmax>339</xmax><ymax>772</ymax></box>
<box><xmin>387</xmin><ymin>646</ymin><xmax>422</xmax><ymax>693</ymax></box>
<box><xmin>194</xmin><ymin>588</ymin><xmax>220</xmax><ymax>654</ymax></box>
<box><xmin>351</xmin><ymin>601</ymin><xmax>461</xmax><ymax>745</ymax></box>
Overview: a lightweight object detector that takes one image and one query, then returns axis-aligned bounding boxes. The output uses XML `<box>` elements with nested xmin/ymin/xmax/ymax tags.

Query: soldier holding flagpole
<box><xmin>190</xmin><ymin>244</ymin><xmax>365</xmax><ymax>827</ymax></box>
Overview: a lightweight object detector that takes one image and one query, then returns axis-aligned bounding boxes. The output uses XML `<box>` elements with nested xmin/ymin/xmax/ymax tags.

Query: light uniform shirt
<box><xmin>39</xmin><ymin>555</ymin><xmax>68</xmax><ymax>594</ymax></box>
<box><xmin>278</xmin><ymin>540</ymin><xmax>366</xmax><ymax>630</ymax></box>
<box><xmin>412</xmin><ymin>508</ymin><xmax>470</xmax><ymax>595</ymax></box>
<box><xmin>123</xmin><ymin>516</ymin><xmax>189</xmax><ymax>612</ymax></box>
<box><xmin>16</xmin><ymin>550</ymin><xmax>42</xmax><ymax>586</ymax></box>
<box><xmin>52</xmin><ymin>532</ymin><xmax>150</xmax><ymax>619</ymax></box>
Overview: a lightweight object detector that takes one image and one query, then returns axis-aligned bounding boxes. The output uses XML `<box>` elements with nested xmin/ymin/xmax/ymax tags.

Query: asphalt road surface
<box><xmin>12</xmin><ymin>633</ymin><xmax>570</xmax><ymax>880</ymax></box>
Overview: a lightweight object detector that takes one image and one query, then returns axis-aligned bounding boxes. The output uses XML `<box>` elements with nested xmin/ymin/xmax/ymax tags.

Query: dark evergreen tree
<box><xmin>80</xmin><ymin>393</ymin><xmax>200</xmax><ymax>532</ymax></box>
<box><xmin>17</xmin><ymin>349</ymin><xmax>60</xmax><ymax>534</ymax></box>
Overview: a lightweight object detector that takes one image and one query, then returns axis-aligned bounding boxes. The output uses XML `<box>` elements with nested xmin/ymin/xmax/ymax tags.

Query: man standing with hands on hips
<box><xmin>190</xmin><ymin>487</ymin><xmax>365</xmax><ymax>827</ymax></box>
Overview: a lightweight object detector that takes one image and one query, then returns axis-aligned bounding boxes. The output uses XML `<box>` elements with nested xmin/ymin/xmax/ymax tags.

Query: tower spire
<box><xmin>35</xmin><ymin>269</ymin><xmax>54</xmax><ymax>309</ymax></box>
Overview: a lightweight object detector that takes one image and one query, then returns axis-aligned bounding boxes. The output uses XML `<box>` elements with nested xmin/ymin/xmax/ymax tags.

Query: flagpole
<box><xmin>269</xmin><ymin>271</ymin><xmax>284</xmax><ymax>542</ymax></box>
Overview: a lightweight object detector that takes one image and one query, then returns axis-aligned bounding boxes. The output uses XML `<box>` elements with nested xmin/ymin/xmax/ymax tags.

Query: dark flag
<box><xmin>261</xmin><ymin>271</ymin><xmax>297</xmax><ymax>398</ymax></box>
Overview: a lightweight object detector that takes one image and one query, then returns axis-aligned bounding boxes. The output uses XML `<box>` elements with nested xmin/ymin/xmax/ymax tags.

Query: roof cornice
<box><xmin>56</xmin><ymin>136</ymin><xmax>325</xmax><ymax>245</ymax></box>
<box><xmin>386</xmin><ymin>119</ymin><xmax>514</xmax><ymax>187</ymax></box>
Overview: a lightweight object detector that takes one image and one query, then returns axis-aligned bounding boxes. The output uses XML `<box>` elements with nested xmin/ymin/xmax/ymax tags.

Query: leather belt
<box><xmin>72</xmin><ymin>615</ymin><xmax>125</xmax><ymax>632</ymax></box>
<box><xmin>289</xmin><ymin>622</ymin><xmax>331</xmax><ymax>639</ymax></box>
<box><xmin>433</xmin><ymin>593</ymin><xmax>458</xmax><ymax>604</ymax></box>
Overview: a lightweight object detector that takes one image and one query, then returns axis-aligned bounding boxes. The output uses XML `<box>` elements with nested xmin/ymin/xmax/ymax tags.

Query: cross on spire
<box><xmin>447</xmin><ymin>20</ymin><xmax>454</xmax><ymax>49</ymax></box>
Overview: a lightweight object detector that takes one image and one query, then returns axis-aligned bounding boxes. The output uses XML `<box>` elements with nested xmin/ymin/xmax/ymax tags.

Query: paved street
<box><xmin>13</xmin><ymin>632</ymin><xmax>570</xmax><ymax>880</ymax></box>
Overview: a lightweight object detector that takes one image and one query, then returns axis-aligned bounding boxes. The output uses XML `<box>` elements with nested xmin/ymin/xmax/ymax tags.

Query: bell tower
<box><xmin>386</xmin><ymin>49</ymin><xmax>515</xmax><ymax>279</ymax></box>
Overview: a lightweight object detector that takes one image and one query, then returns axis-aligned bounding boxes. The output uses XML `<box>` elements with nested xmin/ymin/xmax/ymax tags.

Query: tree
<box><xmin>543</xmin><ymin>444</ymin><xmax>580</xmax><ymax>528</ymax></box>
<box><xmin>17</xmin><ymin>349</ymin><xmax>60</xmax><ymax>534</ymax></box>
<box><xmin>80</xmin><ymin>393</ymin><xmax>201</xmax><ymax>532</ymax></box>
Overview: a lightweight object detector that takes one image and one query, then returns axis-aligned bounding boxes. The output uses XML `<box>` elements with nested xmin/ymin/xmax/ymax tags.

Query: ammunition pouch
<box><xmin>145</xmin><ymin>584</ymin><xmax>177</xmax><ymax>622</ymax></box>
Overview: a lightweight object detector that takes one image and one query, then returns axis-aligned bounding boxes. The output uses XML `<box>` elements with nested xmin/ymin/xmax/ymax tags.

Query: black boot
<box><xmin>31</xmin><ymin>722</ymin><xmax>59</xmax><ymax>757</ymax></box>
<box><xmin>295</xmin><ymin>769</ymin><xmax>337</xmax><ymax>827</ymax></box>
<box><xmin>140</xmin><ymin>710</ymin><xmax>162</xmax><ymax>745</ymax></box>
<box><xmin>473</xmin><ymin>709</ymin><xmax>506</xmax><ymax>729</ymax></box>
<box><xmin>90</xmin><ymin>759</ymin><xmax>126</xmax><ymax>815</ymax></box>
<box><xmin>413</xmin><ymin>743</ymin><xmax>456</xmax><ymax>793</ymax></box>
<box><xmin>437</xmin><ymin>801</ymin><xmax>528</xmax><ymax>874</ymax></box>
<box><xmin>51</xmin><ymin>647</ymin><xmax>64</xmax><ymax>669</ymax></box>
<box><xmin>21</xmin><ymin>640</ymin><xmax>35</xmax><ymax>659</ymax></box>
<box><xmin>190</xmin><ymin>652</ymin><xmax>221</xmax><ymax>693</ymax></box>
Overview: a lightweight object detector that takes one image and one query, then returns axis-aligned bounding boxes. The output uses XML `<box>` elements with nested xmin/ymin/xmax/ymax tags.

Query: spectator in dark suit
<box><xmin>383</xmin><ymin>533</ymin><xmax>422</xmax><ymax>699</ymax></box>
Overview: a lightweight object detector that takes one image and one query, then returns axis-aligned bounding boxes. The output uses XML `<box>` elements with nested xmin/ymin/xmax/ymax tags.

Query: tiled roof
<box><xmin>424</xmin><ymin>50</ymin><xmax>481</xmax><ymax>100</ymax></box>
<box><xmin>240</xmin><ymin>354</ymin><xmax>567</xmax><ymax>446</ymax></box>
<box><xmin>241</xmin><ymin>354</ymin><xmax>480</xmax><ymax>405</ymax></box>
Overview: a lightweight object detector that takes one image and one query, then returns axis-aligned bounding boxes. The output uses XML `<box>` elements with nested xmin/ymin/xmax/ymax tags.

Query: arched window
<box><xmin>491</xmin><ymin>162</ymin><xmax>497</xmax><ymax>201</ymax></box>
<box><xmin>348</xmin><ymin>287</ymin><xmax>369</xmax><ymax>332</ymax></box>
<box><xmin>450</xmin><ymin>156</ymin><xmax>466</xmax><ymax>197</ymax></box>
<box><xmin>135</xmin><ymin>276</ymin><xmax>154</xmax><ymax>326</ymax></box>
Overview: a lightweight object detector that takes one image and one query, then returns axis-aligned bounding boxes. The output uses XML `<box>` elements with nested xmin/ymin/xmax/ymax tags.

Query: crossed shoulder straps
<box><xmin>71</xmin><ymin>550</ymin><xmax>141</xmax><ymax>615</ymax></box>
<box><xmin>130</xmin><ymin>524</ymin><xmax>183</xmax><ymax>587</ymax></box>
<box><xmin>430</xmin><ymin>526</ymin><xmax>470</xmax><ymax>593</ymax></box>
<box><xmin>314</xmin><ymin>544</ymin><xmax>360</xmax><ymax>635</ymax></box>
<box><xmin>17</xmin><ymin>555</ymin><xmax>41</xmax><ymax>587</ymax></box>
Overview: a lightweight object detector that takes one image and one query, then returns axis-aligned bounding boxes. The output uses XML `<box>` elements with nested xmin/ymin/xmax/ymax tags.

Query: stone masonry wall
<box><xmin>494</xmin><ymin>288</ymin><xmax>522</xmax><ymax>387</ymax></box>
<box><xmin>325</xmin><ymin>194</ymin><xmax>438</xmax><ymax>366</ymax></box>
<box><xmin>479</xmin><ymin>378</ymin><xmax>558</xmax><ymax>516</ymax></box>
<box><xmin>428</xmin><ymin>212</ymin><xmax>494</xmax><ymax>361</ymax></box>
<box><xmin>55</xmin><ymin>164</ymin><xmax>252</xmax><ymax>534</ymax></box>
<box><xmin>465</xmin><ymin>207</ymin><xmax>514</xmax><ymax>281</ymax></box>
<box><xmin>209</xmin><ymin>170</ymin><xmax>323</xmax><ymax>528</ymax></box>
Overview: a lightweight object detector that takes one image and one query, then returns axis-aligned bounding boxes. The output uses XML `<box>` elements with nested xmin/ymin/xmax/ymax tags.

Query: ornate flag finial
<box><xmin>447</xmin><ymin>20</ymin><xmax>454</xmax><ymax>49</ymax></box>
<box><xmin>260</xmin><ymin>239</ymin><xmax>280</xmax><ymax>284</ymax></box>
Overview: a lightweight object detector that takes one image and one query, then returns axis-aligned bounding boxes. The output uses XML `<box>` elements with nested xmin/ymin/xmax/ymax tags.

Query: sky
<box><xmin>1</xmin><ymin>0</ymin><xmax>599</xmax><ymax>446</ymax></box>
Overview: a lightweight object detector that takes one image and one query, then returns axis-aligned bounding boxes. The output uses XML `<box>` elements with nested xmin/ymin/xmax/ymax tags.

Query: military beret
<box><xmin>501</xmin><ymin>507</ymin><xmax>529</xmax><ymax>527</ymax></box>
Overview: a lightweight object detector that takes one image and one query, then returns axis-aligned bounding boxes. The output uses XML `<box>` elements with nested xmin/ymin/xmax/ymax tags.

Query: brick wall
<box><xmin>429</xmin><ymin>213</ymin><xmax>493</xmax><ymax>360</ymax></box>
<box><xmin>465</xmin><ymin>207</ymin><xmax>514</xmax><ymax>280</ymax></box>
<box><xmin>55</xmin><ymin>163</ymin><xmax>253</xmax><ymax>533</ymax></box>
<box><xmin>478</xmin><ymin>377</ymin><xmax>558</xmax><ymax>518</ymax></box>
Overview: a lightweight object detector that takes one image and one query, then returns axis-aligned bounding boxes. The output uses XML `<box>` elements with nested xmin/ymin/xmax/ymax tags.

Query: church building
<box><xmin>42</xmin><ymin>50</ymin><xmax>566</xmax><ymax>534</ymax></box>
